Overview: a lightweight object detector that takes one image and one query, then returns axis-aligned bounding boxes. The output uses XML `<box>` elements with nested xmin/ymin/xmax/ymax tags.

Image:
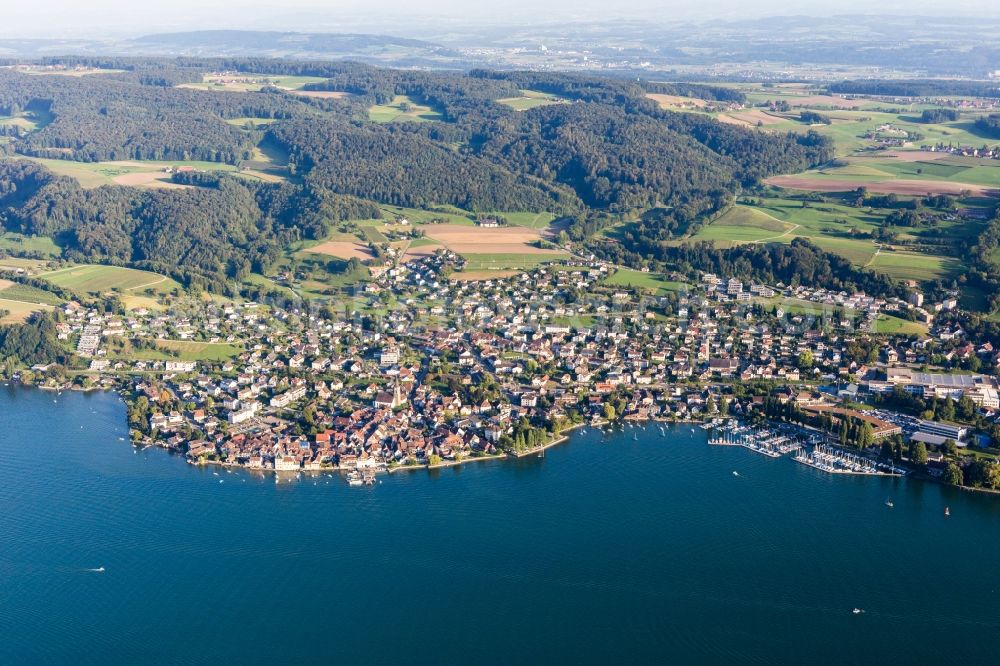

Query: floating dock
<box><xmin>708</xmin><ymin>422</ymin><xmax>802</xmax><ymax>459</ymax></box>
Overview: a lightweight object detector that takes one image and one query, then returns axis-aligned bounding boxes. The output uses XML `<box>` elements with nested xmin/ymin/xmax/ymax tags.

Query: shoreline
<box><xmin>7</xmin><ymin>382</ymin><xmax>998</xmax><ymax>495</ymax></box>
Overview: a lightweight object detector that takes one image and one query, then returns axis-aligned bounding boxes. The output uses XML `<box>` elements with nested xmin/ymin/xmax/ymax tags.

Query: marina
<box><xmin>708</xmin><ymin>421</ymin><xmax>803</xmax><ymax>458</ymax></box>
<box><xmin>708</xmin><ymin>419</ymin><xmax>905</xmax><ymax>477</ymax></box>
<box><xmin>794</xmin><ymin>444</ymin><xmax>906</xmax><ymax>476</ymax></box>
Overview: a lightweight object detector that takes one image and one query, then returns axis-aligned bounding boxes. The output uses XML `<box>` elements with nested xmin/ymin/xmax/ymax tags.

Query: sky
<box><xmin>5</xmin><ymin>0</ymin><xmax>1000</xmax><ymax>38</ymax></box>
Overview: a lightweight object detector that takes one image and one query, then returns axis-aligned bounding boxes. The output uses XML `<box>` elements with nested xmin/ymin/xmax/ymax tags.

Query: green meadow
<box><xmin>110</xmin><ymin>338</ymin><xmax>244</xmax><ymax>362</ymax></box>
<box><xmin>868</xmin><ymin>250</ymin><xmax>962</xmax><ymax>282</ymax></box>
<box><xmin>0</xmin><ymin>282</ymin><xmax>64</xmax><ymax>306</ymax></box>
<box><xmin>0</xmin><ymin>232</ymin><xmax>62</xmax><ymax>257</ymax></box>
<box><xmin>40</xmin><ymin>264</ymin><xmax>180</xmax><ymax>296</ymax></box>
<box><xmin>483</xmin><ymin>211</ymin><xmax>558</xmax><ymax>229</ymax></box>
<box><xmin>686</xmin><ymin>198</ymin><xmax>964</xmax><ymax>283</ymax></box>
<box><xmin>461</xmin><ymin>253</ymin><xmax>570</xmax><ymax>270</ymax></box>
<box><xmin>368</xmin><ymin>95</ymin><xmax>443</xmax><ymax>123</ymax></box>
<box><xmin>601</xmin><ymin>268</ymin><xmax>688</xmax><ymax>294</ymax></box>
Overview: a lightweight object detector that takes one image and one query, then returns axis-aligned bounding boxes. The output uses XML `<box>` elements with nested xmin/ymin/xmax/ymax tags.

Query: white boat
<box><xmin>852</xmin><ymin>608</ymin><xmax>863</xmax><ymax>615</ymax></box>
<box><xmin>885</xmin><ymin>499</ymin><xmax>893</xmax><ymax>508</ymax></box>
<box><xmin>732</xmin><ymin>471</ymin><xmax>739</xmax><ymax>477</ymax></box>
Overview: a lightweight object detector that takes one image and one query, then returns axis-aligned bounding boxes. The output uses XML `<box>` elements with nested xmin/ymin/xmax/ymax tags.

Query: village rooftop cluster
<box><xmin>30</xmin><ymin>252</ymin><xmax>1000</xmax><ymax>476</ymax></box>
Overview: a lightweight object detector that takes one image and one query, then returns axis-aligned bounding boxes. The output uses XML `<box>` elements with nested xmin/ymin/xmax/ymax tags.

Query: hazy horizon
<box><xmin>5</xmin><ymin>1</ymin><xmax>1000</xmax><ymax>39</ymax></box>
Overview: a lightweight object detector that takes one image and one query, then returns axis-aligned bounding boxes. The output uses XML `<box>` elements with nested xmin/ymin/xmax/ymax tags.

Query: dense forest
<box><xmin>0</xmin><ymin>57</ymin><xmax>834</xmax><ymax>290</ymax></box>
<box><xmin>0</xmin><ymin>69</ymin><xmax>306</xmax><ymax>162</ymax></box>
<box><xmin>975</xmin><ymin>114</ymin><xmax>1000</xmax><ymax>139</ymax></box>
<box><xmin>0</xmin><ymin>160</ymin><xmax>379</xmax><ymax>289</ymax></box>
<box><xmin>827</xmin><ymin>80</ymin><xmax>1000</xmax><ymax>98</ymax></box>
<box><xmin>919</xmin><ymin>109</ymin><xmax>960</xmax><ymax>123</ymax></box>
<box><xmin>0</xmin><ymin>312</ymin><xmax>66</xmax><ymax>367</ymax></box>
<box><xmin>968</xmin><ymin>210</ymin><xmax>1000</xmax><ymax>314</ymax></box>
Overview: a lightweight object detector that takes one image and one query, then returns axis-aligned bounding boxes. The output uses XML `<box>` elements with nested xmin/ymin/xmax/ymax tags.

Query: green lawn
<box><xmin>0</xmin><ymin>232</ymin><xmax>62</xmax><ymax>257</ymax></box>
<box><xmin>601</xmin><ymin>268</ymin><xmax>688</xmax><ymax>294</ymax></box>
<box><xmin>868</xmin><ymin>250</ymin><xmax>961</xmax><ymax>282</ymax></box>
<box><xmin>873</xmin><ymin>314</ymin><xmax>929</xmax><ymax>336</ymax></box>
<box><xmin>374</xmin><ymin>205</ymin><xmax>475</xmax><ymax>226</ymax></box>
<box><xmin>113</xmin><ymin>339</ymin><xmax>243</xmax><ymax>362</ymax></box>
<box><xmin>155</xmin><ymin>340</ymin><xmax>244</xmax><ymax>361</ymax></box>
<box><xmin>691</xmin><ymin>206</ymin><xmax>797</xmax><ymax>244</ymax></box>
<box><xmin>486</xmin><ymin>211</ymin><xmax>558</xmax><ymax>230</ymax></box>
<box><xmin>368</xmin><ymin>95</ymin><xmax>443</xmax><ymax>123</ymax></box>
<box><xmin>40</xmin><ymin>264</ymin><xmax>180</xmax><ymax>296</ymax></box>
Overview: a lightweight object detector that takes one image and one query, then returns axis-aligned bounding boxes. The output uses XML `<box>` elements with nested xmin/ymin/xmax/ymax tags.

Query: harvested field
<box><xmin>307</xmin><ymin>242</ymin><xmax>375</xmax><ymax>260</ymax></box>
<box><xmin>0</xmin><ymin>278</ymin><xmax>13</xmax><ymax>291</ymax></box>
<box><xmin>111</xmin><ymin>172</ymin><xmax>192</xmax><ymax>189</ymax></box>
<box><xmin>765</xmin><ymin>175</ymin><xmax>996</xmax><ymax>197</ymax></box>
<box><xmin>0</xmin><ymin>298</ymin><xmax>52</xmax><ymax>324</ymax></box>
<box><xmin>421</xmin><ymin>225</ymin><xmax>563</xmax><ymax>255</ymax></box>
<box><xmin>646</xmin><ymin>94</ymin><xmax>708</xmax><ymax>109</ymax></box>
<box><xmin>402</xmin><ymin>242</ymin><xmax>443</xmax><ymax>262</ymax></box>
<box><xmin>718</xmin><ymin>110</ymin><xmax>788</xmax><ymax>126</ymax></box>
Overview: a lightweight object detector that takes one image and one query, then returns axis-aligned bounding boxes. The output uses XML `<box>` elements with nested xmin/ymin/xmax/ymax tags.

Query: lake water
<box><xmin>3</xmin><ymin>386</ymin><xmax>1000</xmax><ymax>664</ymax></box>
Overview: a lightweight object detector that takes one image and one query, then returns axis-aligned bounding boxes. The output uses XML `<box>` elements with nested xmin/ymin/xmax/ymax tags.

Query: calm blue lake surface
<box><xmin>2</xmin><ymin>385</ymin><xmax>1000</xmax><ymax>664</ymax></box>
